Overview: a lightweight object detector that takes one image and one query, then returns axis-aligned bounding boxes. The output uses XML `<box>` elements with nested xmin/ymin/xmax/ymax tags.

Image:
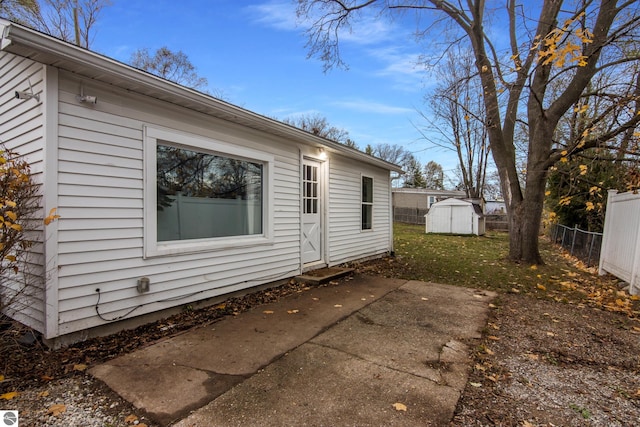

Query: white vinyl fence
<box><xmin>599</xmin><ymin>190</ymin><xmax>640</xmax><ymax>295</ymax></box>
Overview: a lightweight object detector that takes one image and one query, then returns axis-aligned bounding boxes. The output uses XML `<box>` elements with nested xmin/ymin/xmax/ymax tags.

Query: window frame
<box><xmin>144</xmin><ymin>126</ymin><xmax>274</xmax><ymax>258</ymax></box>
<box><xmin>361</xmin><ymin>175</ymin><xmax>373</xmax><ymax>231</ymax></box>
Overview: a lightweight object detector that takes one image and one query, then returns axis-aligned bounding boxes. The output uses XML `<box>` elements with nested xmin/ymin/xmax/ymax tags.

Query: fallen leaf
<box><xmin>487</xmin><ymin>335</ymin><xmax>500</xmax><ymax>341</ymax></box>
<box><xmin>0</xmin><ymin>375</ymin><xmax>3</xmax><ymax>382</ymax></box>
<box><xmin>125</xmin><ymin>414</ymin><xmax>139</xmax><ymax>424</ymax></box>
<box><xmin>0</xmin><ymin>391</ymin><xmax>18</xmax><ymax>400</ymax></box>
<box><xmin>523</xmin><ymin>421</ymin><xmax>535</xmax><ymax>427</ymax></box>
<box><xmin>41</xmin><ymin>375</ymin><xmax>54</xmax><ymax>382</ymax></box>
<box><xmin>469</xmin><ymin>382</ymin><xmax>482</xmax><ymax>387</ymax></box>
<box><xmin>392</xmin><ymin>402</ymin><xmax>407</xmax><ymax>411</ymax></box>
<box><xmin>485</xmin><ymin>347</ymin><xmax>495</xmax><ymax>355</ymax></box>
<box><xmin>334</xmin><ymin>304</ymin><xmax>343</xmax><ymax>308</ymax></box>
<box><xmin>38</xmin><ymin>391</ymin><xmax>50</xmax><ymax>398</ymax></box>
<box><xmin>47</xmin><ymin>404</ymin><xmax>66</xmax><ymax>416</ymax></box>
<box><xmin>546</xmin><ymin>331</ymin><xmax>555</xmax><ymax>337</ymax></box>
<box><xmin>312</xmin><ymin>297</ymin><xmax>319</xmax><ymax>301</ymax></box>
<box><xmin>263</xmin><ymin>310</ymin><xmax>274</xmax><ymax>314</ymax></box>
<box><xmin>73</xmin><ymin>363</ymin><xmax>88</xmax><ymax>372</ymax></box>
<box><xmin>536</xmin><ymin>284</ymin><xmax>547</xmax><ymax>291</ymax></box>
<box><xmin>287</xmin><ymin>309</ymin><xmax>299</xmax><ymax>314</ymax></box>
<box><xmin>421</xmin><ymin>297</ymin><xmax>429</xmax><ymax>301</ymax></box>
<box><xmin>525</xmin><ymin>353</ymin><xmax>539</xmax><ymax>361</ymax></box>
<box><xmin>489</xmin><ymin>303</ymin><xmax>497</xmax><ymax>308</ymax></box>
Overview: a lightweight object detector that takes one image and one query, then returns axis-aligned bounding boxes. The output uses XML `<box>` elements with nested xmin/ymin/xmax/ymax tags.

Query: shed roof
<box><xmin>0</xmin><ymin>19</ymin><xmax>403</xmax><ymax>174</ymax></box>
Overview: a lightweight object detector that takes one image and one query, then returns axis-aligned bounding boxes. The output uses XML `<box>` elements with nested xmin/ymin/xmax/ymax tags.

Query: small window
<box><xmin>362</xmin><ymin>176</ymin><xmax>373</xmax><ymax>230</ymax></box>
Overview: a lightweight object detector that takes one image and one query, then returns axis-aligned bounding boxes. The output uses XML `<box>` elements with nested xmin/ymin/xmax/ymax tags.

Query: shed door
<box><xmin>302</xmin><ymin>159</ymin><xmax>322</xmax><ymax>264</ymax></box>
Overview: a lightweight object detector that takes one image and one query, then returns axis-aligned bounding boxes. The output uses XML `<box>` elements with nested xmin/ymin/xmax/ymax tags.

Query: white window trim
<box><xmin>361</xmin><ymin>175</ymin><xmax>373</xmax><ymax>232</ymax></box>
<box><xmin>144</xmin><ymin>125</ymin><xmax>274</xmax><ymax>258</ymax></box>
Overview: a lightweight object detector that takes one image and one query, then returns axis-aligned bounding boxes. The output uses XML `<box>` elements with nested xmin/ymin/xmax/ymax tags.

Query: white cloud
<box><xmin>331</xmin><ymin>99</ymin><xmax>414</xmax><ymax>115</ymax></box>
<box><xmin>246</xmin><ymin>1</ymin><xmax>299</xmax><ymax>31</ymax></box>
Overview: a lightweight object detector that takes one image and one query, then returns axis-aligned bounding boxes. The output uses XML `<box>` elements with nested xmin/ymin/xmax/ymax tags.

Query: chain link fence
<box><xmin>549</xmin><ymin>224</ymin><xmax>603</xmax><ymax>267</ymax></box>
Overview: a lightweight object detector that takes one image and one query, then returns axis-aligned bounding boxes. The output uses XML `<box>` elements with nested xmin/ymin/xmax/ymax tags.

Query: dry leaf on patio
<box><xmin>334</xmin><ymin>304</ymin><xmax>343</xmax><ymax>308</ymax></box>
<box><xmin>263</xmin><ymin>310</ymin><xmax>274</xmax><ymax>314</ymax></box>
<box><xmin>47</xmin><ymin>404</ymin><xmax>66</xmax><ymax>416</ymax></box>
<box><xmin>125</xmin><ymin>414</ymin><xmax>138</xmax><ymax>424</ymax></box>
<box><xmin>0</xmin><ymin>391</ymin><xmax>18</xmax><ymax>400</ymax></box>
<box><xmin>392</xmin><ymin>402</ymin><xmax>407</xmax><ymax>411</ymax></box>
<box><xmin>287</xmin><ymin>309</ymin><xmax>299</xmax><ymax>314</ymax></box>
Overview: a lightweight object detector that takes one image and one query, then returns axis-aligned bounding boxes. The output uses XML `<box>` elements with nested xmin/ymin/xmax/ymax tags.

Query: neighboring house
<box><xmin>425</xmin><ymin>198</ymin><xmax>485</xmax><ymax>236</ymax></box>
<box><xmin>392</xmin><ymin>188</ymin><xmax>467</xmax><ymax>224</ymax></box>
<box><xmin>0</xmin><ymin>20</ymin><xmax>403</xmax><ymax>345</ymax></box>
<box><xmin>485</xmin><ymin>200</ymin><xmax>506</xmax><ymax>214</ymax></box>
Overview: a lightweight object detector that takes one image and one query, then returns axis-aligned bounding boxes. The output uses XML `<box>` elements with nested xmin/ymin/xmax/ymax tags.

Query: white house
<box><xmin>425</xmin><ymin>198</ymin><xmax>485</xmax><ymax>236</ymax></box>
<box><xmin>0</xmin><ymin>20</ymin><xmax>403</xmax><ymax>345</ymax></box>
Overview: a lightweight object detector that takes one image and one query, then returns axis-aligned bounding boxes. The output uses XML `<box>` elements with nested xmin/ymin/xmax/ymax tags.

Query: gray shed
<box><xmin>425</xmin><ymin>198</ymin><xmax>485</xmax><ymax>235</ymax></box>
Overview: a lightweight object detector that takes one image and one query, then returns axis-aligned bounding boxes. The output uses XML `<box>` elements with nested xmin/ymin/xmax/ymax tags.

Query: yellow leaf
<box><xmin>0</xmin><ymin>374</ymin><xmax>4</xmax><ymax>382</ymax></box>
<box><xmin>530</xmin><ymin>265</ymin><xmax>538</xmax><ymax>270</ymax></box>
<box><xmin>38</xmin><ymin>391</ymin><xmax>50</xmax><ymax>398</ymax></box>
<box><xmin>73</xmin><ymin>363</ymin><xmax>88</xmax><ymax>372</ymax></box>
<box><xmin>392</xmin><ymin>402</ymin><xmax>407</xmax><ymax>411</ymax></box>
<box><xmin>125</xmin><ymin>414</ymin><xmax>139</xmax><ymax>424</ymax></box>
<box><xmin>48</xmin><ymin>404</ymin><xmax>67</xmax><ymax>416</ymax></box>
<box><xmin>287</xmin><ymin>309</ymin><xmax>299</xmax><ymax>314</ymax></box>
<box><xmin>263</xmin><ymin>310</ymin><xmax>274</xmax><ymax>315</ymax></box>
<box><xmin>0</xmin><ymin>391</ymin><xmax>18</xmax><ymax>400</ymax></box>
<box><xmin>579</xmin><ymin>164</ymin><xmax>588</xmax><ymax>175</ymax></box>
<box><xmin>585</xmin><ymin>201</ymin><xmax>595</xmax><ymax>211</ymax></box>
<box><xmin>44</xmin><ymin>208</ymin><xmax>61</xmax><ymax>226</ymax></box>
<box><xmin>485</xmin><ymin>347</ymin><xmax>495</xmax><ymax>355</ymax></box>
<box><xmin>537</xmin><ymin>284</ymin><xmax>547</xmax><ymax>291</ymax></box>
<box><xmin>4</xmin><ymin>211</ymin><xmax>16</xmax><ymax>221</ymax></box>
<box><xmin>9</xmin><ymin>223</ymin><xmax>22</xmax><ymax>231</ymax></box>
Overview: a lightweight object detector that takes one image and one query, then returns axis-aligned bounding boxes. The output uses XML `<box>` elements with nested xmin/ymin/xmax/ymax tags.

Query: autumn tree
<box><xmin>282</xmin><ymin>113</ymin><xmax>357</xmax><ymax>147</ymax></box>
<box><xmin>297</xmin><ymin>0</ymin><xmax>640</xmax><ymax>264</ymax></box>
<box><xmin>0</xmin><ymin>0</ymin><xmax>111</xmax><ymax>48</ymax></box>
<box><xmin>423</xmin><ymin>160</ymin><xmax>444</xmax><ymax>189</ymax></box>
<box><xmin>421</xmin><ymin>47</ymin><xmax>490</xmax><ymax>198</ymax></box>
<box><xmin>130</xmin><ymin>47</ymin><xmax>210</xmax><ymax>91</ymax></box>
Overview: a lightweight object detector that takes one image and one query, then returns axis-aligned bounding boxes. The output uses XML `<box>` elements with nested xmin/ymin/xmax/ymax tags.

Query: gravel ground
<box><xmin>2</xmin><ymin>375</ymin><xmax>154</xmax><ymax>427</ymax></box>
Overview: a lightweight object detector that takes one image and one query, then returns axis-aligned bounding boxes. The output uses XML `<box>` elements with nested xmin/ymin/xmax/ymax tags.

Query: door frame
<box><xmin>301</xmin><ymin>155</ymin><xmax>326</xmax><ymax>269</ymax></box>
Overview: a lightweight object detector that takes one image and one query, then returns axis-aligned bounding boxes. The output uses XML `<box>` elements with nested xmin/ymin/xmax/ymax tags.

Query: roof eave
<box><xmin>0</xmin><ymin>20</ymin><xmax>404</xmax><ymax>173</ymax></box>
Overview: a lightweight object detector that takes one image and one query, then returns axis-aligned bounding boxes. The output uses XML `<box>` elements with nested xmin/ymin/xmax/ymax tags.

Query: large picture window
<box><xmin>362</xmin><ymin>176</ymin><xmax>373</xmax><ymax>230</ymax></box>
<box><xmin>144</xmin><ymin>126</ymin><xmax>273</xmax><ymax>256</ymax></box>
<box><xmin>156</xmin><ymin>144</ymin><xmax>263</xmax><ymax>241</ymax></box>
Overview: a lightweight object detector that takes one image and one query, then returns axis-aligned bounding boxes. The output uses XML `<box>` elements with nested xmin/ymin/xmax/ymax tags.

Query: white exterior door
<box><xmin>302</xmin><ymin>159</ymin><xmax>322</xmax><ymax>264</ymax></box>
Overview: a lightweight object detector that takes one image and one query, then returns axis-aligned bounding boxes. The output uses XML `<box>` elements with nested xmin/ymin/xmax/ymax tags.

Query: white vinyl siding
<box><xmin>327</xmin><ymin>156</ymin><xmax>392</xmax><ymax>265</ymax></box>
<box><xmin>54</xmin><ymin>73</ymin><xmax>301</xmax><ymax>336</ymax></box>
<box><xmin>0</xmin><ymin>52</ymin><xmax>46</xmax><ymax>333</ymax></box>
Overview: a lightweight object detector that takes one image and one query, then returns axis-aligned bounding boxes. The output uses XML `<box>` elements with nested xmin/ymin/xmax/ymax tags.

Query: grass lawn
<box><xmin>364</xmin><ymin>223</ymin><xmax>639</xmax><ymax>317</ymax></box>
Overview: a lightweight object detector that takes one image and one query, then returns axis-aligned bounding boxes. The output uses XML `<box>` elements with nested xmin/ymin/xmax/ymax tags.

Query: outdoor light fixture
<box><xmin>318</xmin><ymin>147</ymin><xmax>327</xmax><ymax>160</ymax></box>
<box><xmin>14</xmin><ymin>80</ymin><xmax>39</xmax><ymax>102</ymax></box>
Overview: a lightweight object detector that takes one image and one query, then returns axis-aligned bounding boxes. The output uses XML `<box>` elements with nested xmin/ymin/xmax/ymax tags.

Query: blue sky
<box><xmin>90</xmin><ymin>0</ymin><xmax>457</xmax><ymax>172</ymax></box>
